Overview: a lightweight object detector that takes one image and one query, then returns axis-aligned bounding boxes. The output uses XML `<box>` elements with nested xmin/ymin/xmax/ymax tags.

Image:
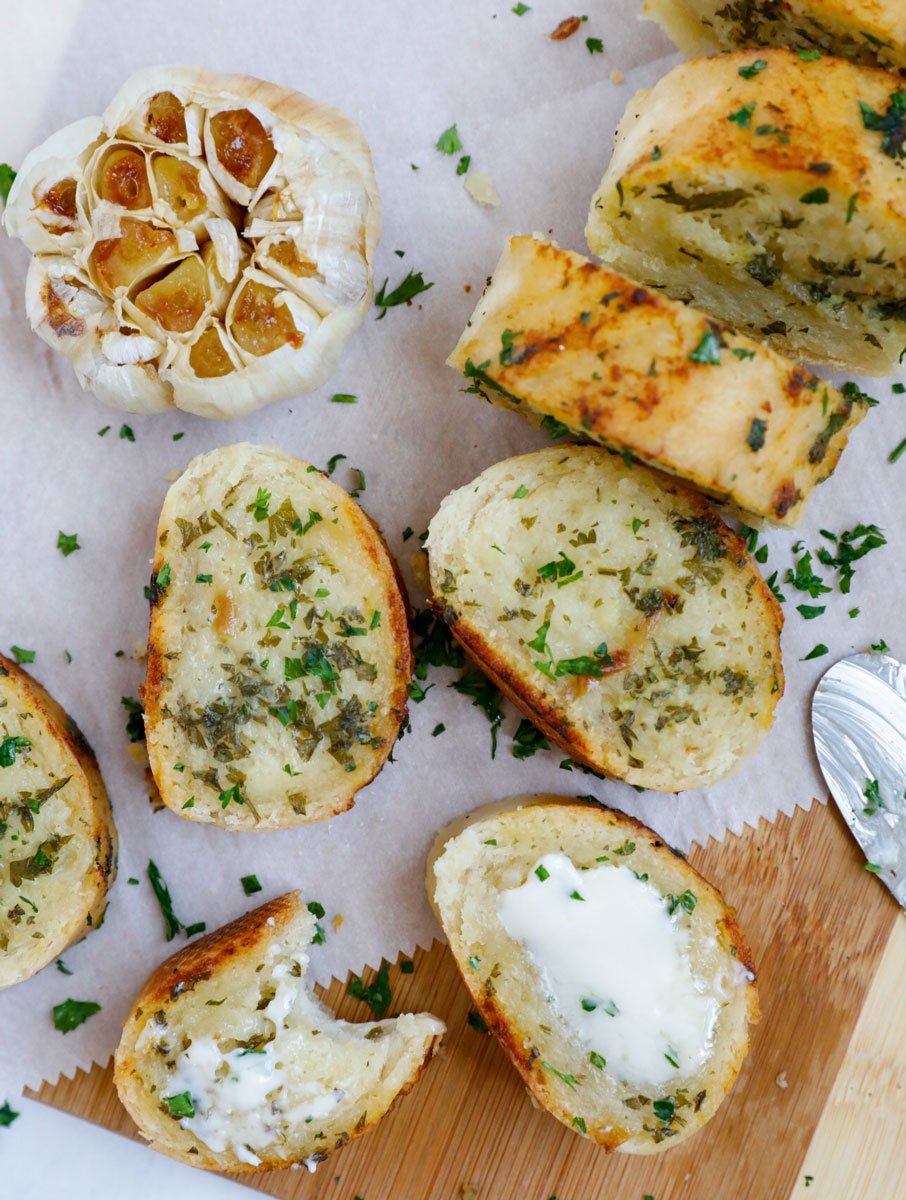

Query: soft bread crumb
<box><xmin>611</xmin><ymin>69</ymin><xmax>625</xmax><ymax>83</ymax></box>
<box><xmin>465</xmin><ymin>172</ymin><xmax>501</xmax><ymax>208</ymax></box>
<box><xmin>333</xmin><ymin>913</ymin><xmax>344</xmax><ymax>930</ymax></box>
<box><xmin>776</xmin><ymin>1071</ymin><xmax>789</xmax><ymax>1089</ymax></box>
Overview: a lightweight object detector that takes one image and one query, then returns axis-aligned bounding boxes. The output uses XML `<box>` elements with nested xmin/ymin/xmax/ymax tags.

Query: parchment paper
<box><xmin>1</xmin><ymin>0</ymin><xmax>904</xmax><ymax>1095</ymax></box>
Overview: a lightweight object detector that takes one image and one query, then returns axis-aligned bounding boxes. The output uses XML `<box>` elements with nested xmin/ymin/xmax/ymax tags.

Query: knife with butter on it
<box><xmin>812</xmin><ymin>652</ymin><xmax>906</xmax><ymax>908</ymax></box>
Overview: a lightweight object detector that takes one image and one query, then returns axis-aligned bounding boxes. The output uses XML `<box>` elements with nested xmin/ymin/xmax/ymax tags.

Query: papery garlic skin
<box><xmin>4</xmin><ymin>66</ymin><xmax>380</xmax><ymax>419</ymax></box>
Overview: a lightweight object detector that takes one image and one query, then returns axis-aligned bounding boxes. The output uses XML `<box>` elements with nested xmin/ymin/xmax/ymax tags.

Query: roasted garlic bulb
<box><xmin>4</xmin><ymin>67</ymin><xmax>380</xmax><ymax>418</ymax></box>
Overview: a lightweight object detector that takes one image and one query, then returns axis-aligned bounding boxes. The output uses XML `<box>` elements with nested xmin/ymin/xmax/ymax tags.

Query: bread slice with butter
<box><xmin>586</xmin><ymin>49</ymin><xmax>906</xmax><ymax>374</ymax></box>
<box><xmin>143</xmin><ymin>443</ymin><xmax>411</xmax><ymax>830</ymax></box>
<box><xmin>0</xmin><ymin>654</ymin><xmax>116</xmax><ymax>988</ymax></box>
<box><xmin>642</xmin><ymin>0</ymin><xmax>906</xmax><ymax>75</ymax></box>
<box><xmin>449</xmin><ymin>235</ymin><xmax>870</xmax><ymax>526</ymax></box>
<box><xmin>426</xmin><ymin>446</ymin><xmax>783</xmax><ymax>792</ymax></box>
<box><xmin>114</xmin><ymin>891</ymin><xmax>445</xmax><ymax>1173</ymax></box>
<box><xmin>428</xmin><ymin>797</ymin><xmax>758</xmax><ymax>1154</ymax></box>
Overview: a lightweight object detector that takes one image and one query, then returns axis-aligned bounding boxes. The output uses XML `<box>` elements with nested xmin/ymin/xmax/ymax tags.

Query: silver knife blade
<box><xmin>812</xmin><ymin>651</ymin><xmax>906</xmax><ymax>909</ymax></box>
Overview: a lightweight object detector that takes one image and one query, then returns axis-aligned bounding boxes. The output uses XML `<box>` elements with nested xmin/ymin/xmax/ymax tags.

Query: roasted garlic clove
<box><xmin>4</xmin><ymin>65</ymin><xmax>380</xmax><ymax>417</ymax></box>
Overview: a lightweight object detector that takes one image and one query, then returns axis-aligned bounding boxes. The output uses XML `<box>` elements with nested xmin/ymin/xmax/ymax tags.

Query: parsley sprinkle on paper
<box><xmin>10</xmin><ymin>645</ymin><xmax>35</xmax><ymax>664</ymax></box>
<box><xmin>375</xmin><ymin>270</ymin><xmax>434</xmax><ymax>318</ymax></box>
<box><xmin>57</xmin><ymin>531</ymin><xmax>80</xmax><ymax>556</ymax></box>
<box><xmin>586</xmin><ymin>36</ymin><xmax>604</xmax><ymax>54</ymax></box>
<box><xmin>53</xmin><ymin>998</ymin><xmax>101</xmax><ymax>1033</ymax></box>
<box><xmin>119</xmin><ymin>424</ymin><xmax>135</xmax><ymax>442</ymax></box>
<box><xmin>436</xmin><ymin>125</ymin><xmax>462</xmax><ymax>155</ymax></box>
<box><xmin>0</xmin><ymin>163</ymin><xmax>16</xmax><ymax>204</ymax></box>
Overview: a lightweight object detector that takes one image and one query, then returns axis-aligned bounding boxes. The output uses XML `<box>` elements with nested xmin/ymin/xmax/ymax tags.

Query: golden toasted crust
<box><xmin>429</xmin><ymin>798</ymin><xmax>759</xmax><ymax>1154</ymax></box>
<box><xmin>114</xmin><ymin>892</ymin><xmax>444</xmax><ymax>1173</ymax></box>
<box><xmin>0</xmin><ymin>654</ymin><xmax>117</xmax><ymax>988</ymax></box>
<box><xmin>143</xmin><ymin>443</ymin><xmax>412</xmax><ymax>830</ymax></box>
<box><xmin>427</xmin><ymin>447</ymin><xmax>784</xmax><ymax>792</ymax></box>
<box><xmin>643</xmin><ymin>0</ymin><xmax>906</xmax><ymax>75</ymax></box>
<box><xmin>449</xmin><ymin>236</ymin><xmax>870</xmax><ymax>525</ymax></box>
<box><xmin>587</xmin><ymin>49</ymin><xmax>906</xmax><ymax>373</ymax></box>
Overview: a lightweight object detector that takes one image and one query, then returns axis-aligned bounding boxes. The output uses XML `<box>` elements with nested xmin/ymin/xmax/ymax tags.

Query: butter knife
<box><xmin>812</xmin><ymin>651</ymin><xmax>906</xmax><ymax>908</ymax></box>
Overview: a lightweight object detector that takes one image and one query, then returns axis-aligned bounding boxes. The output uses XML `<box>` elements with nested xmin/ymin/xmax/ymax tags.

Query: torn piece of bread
<box><xmin>643</xmin><ymin>0</ymin><xmax>906</xmax><ymax>75</ymax></box>
<box><xmin>0</xmin><ymin>654</ymin><xmax>116</xmax><ymax>988</ymax></box>
<box><xmin>428</xmin><ymin>797</ymin><xmax>758</xmax><ymax>1154</ymax></box>
<box><xmin>114</xmin><ymin>892</ymin><xmax>445</xmax><ymax>1172</ymax></box>
<box><xmin>143</xmin><ymin>443</ymin><xmax>411</xmax><ymax>830</ymax></box>
<box><xmin>426</xmin><ymin>447</ymin><xmax>783</xmax><ymax>792</ymax></box>
<box><xmin>449</xmin><ymin>235</ymin><xmax>871</xmax><ymax>525</ymax></box>
<box><xmin>586</xmin><ymin>49</ymin><xmax>906</xmax><ymax>373</ymax></box>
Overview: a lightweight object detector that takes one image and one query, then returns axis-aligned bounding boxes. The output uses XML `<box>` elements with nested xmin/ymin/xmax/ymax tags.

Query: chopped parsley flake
<box><xmin>0</xmin><ymin>736</ymin><xmax>30</xmax><ymax>767</ymax></box>
<box><xmin>859</xmin><ymin>91</ymin><xmax>906</xmax><ymax>160</ymax></box>
<box><xmin>57</xmin><ymin>531</ymin><xmax>80</xmax><ymax>556</ymax></box>
<box><xmin>10</xmin><ymin>645</ymin><xmax>35</xmax><ymax>664</ymax></box>
<box><xmin>0</xmin><ymin>163</ymin><xmax>16</xmax><ymax>204</ymax></box>
<box><xmin>727</xmin><ymin>102</ymin><xmax>756</xmax><ymax>128</ymax></box>
<box><xmin>800</xmin><ymin>187</ymin><xmax>830</xmax><ymax>204</ymax></box>
<box><xmin>688</xmin><ymin>329</ymin><xmax>721</xmax><ymax>365</ymax></box>
<box><xmin>241</xmin><ymin>874</ymin><xmax>262</xmax><ymax>895</ymax></box>
<box><xmin>163</xmin><ymin>1092</ymin><xmax>195</xmax><ymax>1119</ymax></box>
<box><xmin>375</xmin><ymin>270</ymin><xmax>434</xmax><ymax>318</ymax></box>
<box><xmin>436</xmin><ymin>124</ymin><xmax>462</xmax><ymax>155</ymax></box>
<box><xmin>52</xmin><ymin>998</ymin><xmax>101</xmax><ymax>1034</ymax></box>
<box><xmin>585</xmin><ymin>36</ymin><xmax>604</xmax><ymax>54</ymax></box>
<box><xmin>348</xmin><ymin>962</ymin><xmax>392</xmax><ymax>1017</ymax></box>
<box><xmin>330</xmin><ymin>393</ymin><xmax>357</xmax><ymax>404</ymax></box>
<box><xmin>802</xmin><ymin>643</ymin><xmax>829</xmax><ymax>660</ymax></box>
<box><xmin>738</xmin><ymin>59</ymin><xmax>767</xmax><ymax>79</ymax></box>
<box><xmin>119</xmin><ymin>424</ymin><xmax>135</xmax><ymax>442</ymax></box>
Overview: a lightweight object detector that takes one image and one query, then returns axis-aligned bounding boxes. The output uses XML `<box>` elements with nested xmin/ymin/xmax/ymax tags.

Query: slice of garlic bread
<box><xmin>449</xmin><ymin>236</ymin><xmax>870</xmax><ymax>525</ymax></box>
<box><xmin>587</xmin><ymin>49</ymin><xmax>906</xmax><ymax>373</ymax></box>
<box><xmin>643</xmin><ymin>0</ymin><xmax>906</xmax><ymax>74</ymax></box>
<box><xmin>0</xmin><ymin>654</ymin><xmax>116</xmax><ymax>988</ymax></box>
<box><xmin>429</xmin><ymin>797</ymin><xmax>758</xmax><ymax>1154</ymax></box>
<box><xmin>426</xmin><ymin>447</ymin><xmax>783</xmax><ymax>792</ymax></box>
<box><xmin>114</xmin><ymin>892</ymin><xmax>444</xmax><ymax>1172</ymax></box>
<box><xmin>143</xmin><ymin>443</ymin><xmax>411</xmax><ymax>830</ymax></box>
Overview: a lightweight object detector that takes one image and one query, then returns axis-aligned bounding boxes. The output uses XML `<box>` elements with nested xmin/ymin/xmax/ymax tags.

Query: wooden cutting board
<box><xmin>30</xmin><ymin>799</ymin><xmax>905</xmax><ymax>1199</ymax></box>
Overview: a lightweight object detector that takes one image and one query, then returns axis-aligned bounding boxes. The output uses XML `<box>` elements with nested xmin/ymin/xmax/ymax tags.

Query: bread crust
<box><xmin>429</xmin><ymin>797</ymin><xmax>759</xmax><ymax>1154</ymax></box>
<box><xmin>0</xmin><ymin>654</ymin><xmax>116</xmax><ymax>988</ymax></box>
<box><xmin>144</xmin><ymin>443</ymin><xmax>412</xmax><ymax>830</ymax></box>
<box><xmin>587</xmin><ymin>49</ymin><xmax>906</xmax><ymax>373</ymax></box>
<box><xmin>449</xmin><ymin>236</ymin><xmax>870</xmax><ymax>525</ymax></box>
<box><xmin>114</xmin><ymin>892</ymin><xmax>444</xmax><ymax>1172</ymax></box>
<box><xmin>427</xmin><ymin>447</ymin><xmax>783</xmax><ymax>792</ymax></box>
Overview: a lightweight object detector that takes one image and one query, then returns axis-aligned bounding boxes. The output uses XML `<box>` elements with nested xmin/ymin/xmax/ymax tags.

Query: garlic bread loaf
<box><xmin>587</xmin><ymin>50</ymin><xmax>906</xmax><ymax>373</ymax></box>
<box><xmin>450</xmin><ymin>235</ymin><xmax>870</xmax><ymax>525</ymax></box>
<box><xmin>114</xmin><ymin>892</ymin><xmax>444</xmax><ymax>1172</ymax></box>
<box><xmin>429</xmin><ymin>798</ymin><xmax>758</xmax><ymax>1153</ymax></box>
<box><xmin>144</xmin><ymin>443</ymin><xmax>411</xmax><ymax>830</ymax></box>
<box><xmin>0</xmin><ymin>654</ymin><xmax>116</xmax><ymax>988</ymax></box>
<box><xmin>4</xmin><ymin>65</ymin><xmax>380</xmax><ymax>417</ymax></box>
<box><xmin>643</xmin><ymin>0</ymin><xmax>906</xmax><ymax>74</ymax></box>
<box><xmin>426</xmin><ymin>447</ymin><xmax>783</xmax><ymax>792</ymax></box>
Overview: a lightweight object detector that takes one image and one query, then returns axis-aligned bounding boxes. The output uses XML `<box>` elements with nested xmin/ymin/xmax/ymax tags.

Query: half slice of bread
<box><xmin>429</xmin><ymin>797</ymin><xmax>758</xmax><ymax>1154</ymax></box>
<box><xmin>144</xmin><ymin>443</ymin><xmax>411</xmax><ymax>830</ymax></box>
<box><xmin>426</xmin><ymin>446</ymin><xmax>783</xmax><ymax>792</ymax></box>
<box><xmin>114</xmin><ymin>892</ymin><xmax>445</xmax><ymax>1172</ymax></box>
<box><xmin>0</xmin><ymin>654</ymin><xmax>116</xmax><ymax>988</ymax></box>
<box><xmin>587</xmin><ymin>49</ymin><xmax>906</xmax><ymax>373</ymax></box>
<box><xmin>449</xmin><ymin>235</ymin><xmax>870</xmax><ymax>525</ymax></box>
<box><xmin>642</xmin><ymin>0</ymin><xmax>906</xmax><ymax>74</ymax></box>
